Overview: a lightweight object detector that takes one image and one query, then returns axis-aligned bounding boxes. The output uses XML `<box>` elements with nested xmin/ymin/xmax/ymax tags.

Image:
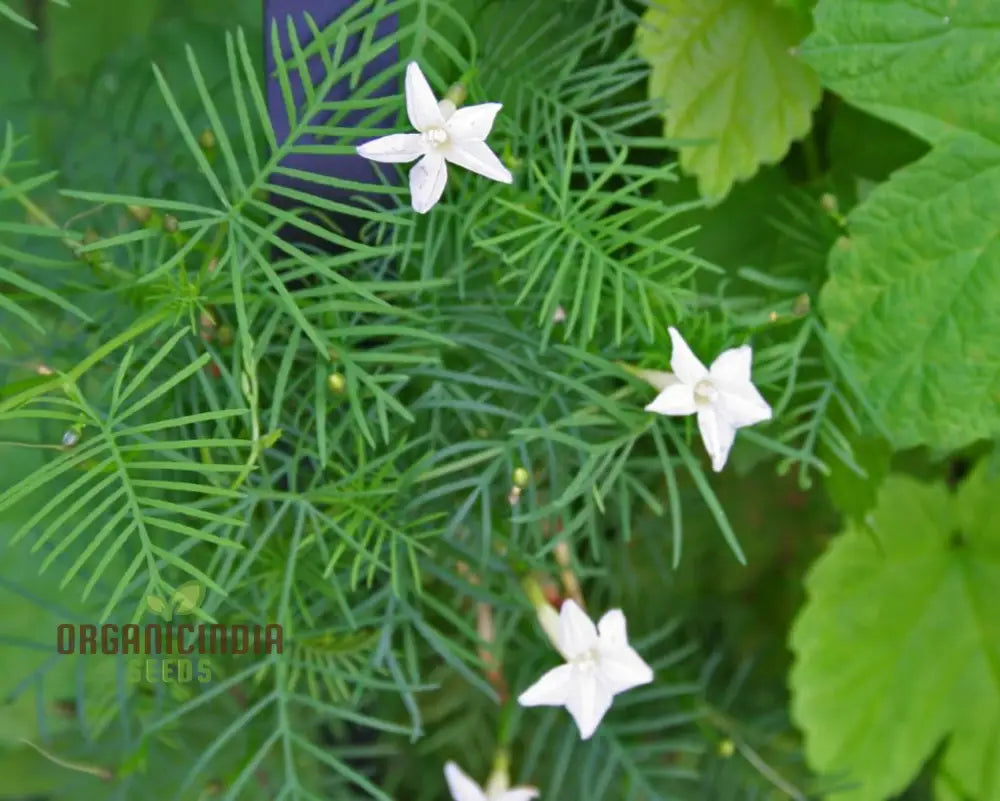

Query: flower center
<box><xmin>422</xmin><ymin>127</ymin><xmax>449</xmax><ymax>147</ymax></box>
<box><xmin>572</xmin><ymin>649</ymin><xmax>600</xmax><ymax>671</ymax></box>
<box><xmin>693</xmin><ymin>378</ymin><xmax>717</xmax><ymax>406</ymax></box>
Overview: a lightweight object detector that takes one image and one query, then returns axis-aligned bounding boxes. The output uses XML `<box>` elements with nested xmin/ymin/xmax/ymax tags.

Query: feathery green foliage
<box><xmin>0</xmin><ymin>0</ymin><xmax>66</xmax><ymax>30</ymax></box>
<box><xmin>1</xmin><ymin>0</ymin><xmax>997</xmax><ymax>799</ymax></box>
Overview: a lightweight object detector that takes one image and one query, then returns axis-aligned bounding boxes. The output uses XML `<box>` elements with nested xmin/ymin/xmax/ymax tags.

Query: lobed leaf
<box><xmin>790</xmin><ymin>462</ymin><xmax>1000</xmax><ymax>801</ymax></box>
<box><xmin>636</xmin><ymin>0</ymin><xmax>821</xmax><ymax>201</ymax></box>
<box><xmin>819</xmin><ymin>133</ymin><xmax>1000</xmax><ymax>450</ymax></box>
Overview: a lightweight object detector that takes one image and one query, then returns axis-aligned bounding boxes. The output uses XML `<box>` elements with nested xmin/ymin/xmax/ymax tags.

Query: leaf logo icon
<box><xmin>146</xmin><ymin>582</ymin><xmax>204</xmax><ymax>621</ymax></box>
<box><xmin>173</xmin><ymin>581</ymin><xmax>204</xmax><ymax>615</ymax></box>
<box><xmin>146</xmin><ymin>594</ymin><xmax>170</xmax><ymax>620</ymax></box>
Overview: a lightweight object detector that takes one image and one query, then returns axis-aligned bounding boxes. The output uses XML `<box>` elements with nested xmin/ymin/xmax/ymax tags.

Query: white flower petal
<box><xmin>356</xmin><ymin>133</ymin><xmax>425</xmax><ymax>163</ymax></box>
<box><xmin>709</xmin><ymin>345</ymin><xmax>752</xmax><ymax>387</ymax></box>
<box><xmin>497</xmin><ymin>790</ymin><xmax>540</xmax><ymax>801</ymax></box>
<box><xmin>645</xmin><ymin>382</ymin><xmax>696</xmax><ymax>417</ymax></box>
<box><xmin>717</xmin><ymin>385</ymin><xmax>772</xmax><ymax>428</ymax></box>
<box><xmin>697</xmin><ymin>407</ymin><xmax>737</xmax><ymax>472</ymax></box>
<box><xmin>445</xmin><ymin>762</ymin><xmax>488</xmax><ymax>801</ymax></box>
<box><xmin>445</xmin><ymin>140</ymin><xmax>513</xmax><ymax>184</ymax></box>
<box><xmin>597</xmin><ymin>609</ymin><xmax>628</xmax><ymax>648</ymax></box>
<box><xmin>446</xmin><ymin>102</ymin><xmax>503</xmax><ymax>141</ymax></box>
<box><xmin>558</xmin><ymin>600</ymin><xmax>599</xmax><ymax>659</ymax></box>
<box><xmin>405</xmin><ymin>61</ymin><xmax>445</xmax><ymax>131</ymax></box>
<box><xmin>409</xmin><ymin>154</ymin><xmax>448</xmax><ymax>214</ymax></box>
<box><xmin>668</xmin><ymin>327</ymin><xmax>708</xmax><ymax>384</ymax></box>
<box><xmin>564</xmin><ymin>668</ymin><xmax>614</xmax><ymax>740</ymax></box>
<box><xmin>518</xmin><ymin>663</ymin><xmax>575</xmax><ymax>707</ymax></box>
<box><xmin>598</xmin><ymin>646</ymin><xmax>654</xmax><ymax>695</ymax></box>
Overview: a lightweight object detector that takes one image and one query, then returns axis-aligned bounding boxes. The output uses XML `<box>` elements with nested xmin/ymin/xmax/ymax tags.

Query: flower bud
<box><xmin>127</xmin><ymin>205</ymin><xmax>152</xmax><ymax>224</ymax></box>
<box><xmin>512</xmin><ymin>466</ymin><xmax>530</xmax><ymax>488</ymax></box>
<box><xmin>522</xmin><ymin>576</ymin><xmax>563</xmax><ymax>653</ymax></box>
<box><xmin>198</xmin><ymin>129</ymin><xmax>216</xmax><ymax>150</ymax></box>
<box><xmin>484</xmin><ymin>751</ymin><xmax>510</xmax><ymax>798</ymax></box>
<box><xmin>327</xmin><ymin>372</ymin><xmax>346</xmax><ymax>394</ymax></box>
<box><xmin>536</xmin><ymin>603</ymin><xmax>561</xmax><ymax>652</ymax></box>
<box><xmin>444</xmin><ymin>84</ymin><xmax>467</xmax><ymax>107</ymax></box>
<box><xmin>163</xmin><ymin>215</ymin><xmax>179</xmax><ymax>233</ymax></box>
<box><xmin>620</xmin><ymin>361</ymin><xmax>678</xmax><ymax>392</ymax></box>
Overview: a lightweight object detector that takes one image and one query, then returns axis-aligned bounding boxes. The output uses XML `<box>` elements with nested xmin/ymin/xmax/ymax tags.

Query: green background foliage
<box><xmin>0</xmin><ymin>0</ymin><xmax>997</xmax><ymax>799</ymax></box>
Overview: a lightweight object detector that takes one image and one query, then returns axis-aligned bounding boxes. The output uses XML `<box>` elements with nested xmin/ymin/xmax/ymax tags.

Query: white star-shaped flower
<box><xmin>356</xmin><ymin>61</ymin><xmax>513</xmax><ymax>214</ymax></box>
<box><xmin>444</xmin><ymin>761</ymin><xmax>539</xmax><ymax>801</ymax></box>
<box><xmin>517</xmin><ymin>600</ymin><xmax>653</xmax><ymax>740</ymax></box>
<box><xmin>645</xmin><ymin>327</ymin><xmax>772</xmax><ymax>472</ymax></box>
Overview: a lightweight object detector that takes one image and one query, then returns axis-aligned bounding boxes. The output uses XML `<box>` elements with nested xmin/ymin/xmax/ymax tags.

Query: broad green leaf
<box><xmin>772</xmin><ymin>0</ymin><xmax>815</xmax><ymax>12</ymax></box>
<box><xmin>789</xmin><ymin>463</ymin><xmax>1000</xmax><ymax>801</ymax></box>
<box><xmin>802</xmin><ymin>0</ymin><xmax>1000</xmax><ymax>145</ymax></box>
<box><xmin>636</xmin><ymin>0</ymin><xmax>821</xmax><ymax>201</ymax></box>
<box><xmin>819</xmin><ymin>133</ymin><xmax>1000</xmax><ymax>450</ymax></box>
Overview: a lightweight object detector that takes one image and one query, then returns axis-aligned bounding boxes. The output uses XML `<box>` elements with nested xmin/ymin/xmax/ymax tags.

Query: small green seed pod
<box><xmin>512</xmin><ymin>467</ymin><xmax>531</xmax><ymax>488</ymax></box>
<box><xmin>327</xmin><ymin>372</ymin><xmax>346</xmax><ymax>394</ymax></box>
